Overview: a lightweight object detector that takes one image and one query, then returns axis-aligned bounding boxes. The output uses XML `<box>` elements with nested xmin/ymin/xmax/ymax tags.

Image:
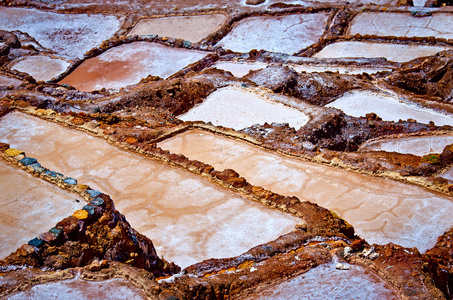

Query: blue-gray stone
<box><xmin>63</xmin><ymin>178</ymin><xmax>77</xmax><ymax>185</ymax></box>
<box><xmin>83</xmin><ymin>205</ymin><xmax>96</xmax><ymax>215</ymax></box>
<box><xmin>30</xmin><ymin>163</ymin><xmax>44</xmax><ymax>173</ymax></box>
<box><xmin>28</xmin><ymin>237</ymin><xmax>44</xmax><ymax>247</ymax></box>
<box><xmin>20</xmin><ymin>157</ymin><xmax>37</xmax><ymax>166</ymax></box>
<box><xmin>86</xmin><ymin>189</ymin><xmax>102</xmax><ymax>198</ymax></box>
<box><xmin>183</xmin><ymin>40</ymin><xmax>191</xmax><ymax>48</ymax></box>
<box><xmin>241</xmin><ymin>83</ymin><xmax>247</xmax><ymax>88</ymax></box>
<box><xmin>91</xmin><ymin>197</ymin><xmax>104</xmax><ymax>207</ymax></box>
<box><xmin>49</xmin><ymin>227</ymin><xmax>62</xmax><ymax>237</ymax></box>
<box><xmin>44</xmin><ymin>170</ymin><xmax>63</xmax><ymax>178</ymax></box>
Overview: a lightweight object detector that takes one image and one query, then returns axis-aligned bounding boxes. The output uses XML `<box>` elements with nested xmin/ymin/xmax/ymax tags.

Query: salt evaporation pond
<box><xmin>179</xmin><ymin>87</ymin><xmax>309</xmax><ymax>130</ymax></box>
<box><xmin>0</xmin><ymin>159</ymin><xmax>84</xmax><ymax>259</ymax></box>
<box><xmin>349</xmin><ymin>13</ymin><xmax>453</xmax><ymax>40</ymax></box>
<box><xmin>59</xmin><ymin>42</ymin><xmax>208</xmax><ymax>92</ymax></box>
<box><xmin>359</xmin><ymin>134</ymin><xmax>453</xmax><ymax>156</ymax></box>
<box><xmin>0</xmin><ymin>112</ymin><xmax>299</xmax><ymax>268</ymax></box>
<box><xmin>10</xmin><ymin>56</ymin><xmax>70</xmax><ymax>82</ymax></box>
<box><xmin>158</xmin><ymin>130</ymin><xmax>453</xmax><ymax>252</ymax></box>
<box><xmin>326</xmin><ymin>91</ymin><xmax>453</xmax><ymax>126</ymax></box>
<box><xmin>7</xmin><ymin>277</ymin><xmax>148</xmax><ymax>300</ymax></box>
<box><xmin>128</xmin><ymin>14</ymin><xmax>226</xmax><ymax>43</ymax></box>
<box><xmin>244</xmin><ymin>262</ymin><xmax>399</xmax><ymax>300</ymax></box>
<box><xmin>440</xmin><ymin>167</ymin><xmax>453</xmax><ymax>181</ymax></box>
<box><xmin>313</xmin><ymin>41</ymin><xmax>451</xmax><ymax>63</ymax></box>
<box><xmin>216</xmin><ymin>13</ymin><xmax>329</xmax><ymax>54</ymax></box>
<box><xmin>0</xmin><ymin>75</ymin><xmax>21</xmax><ymax>87</ymax></box>
<box><xmin>0</xmin><ymin>7</ymin><xmax>124</xmax><ymax>60</ymax></box>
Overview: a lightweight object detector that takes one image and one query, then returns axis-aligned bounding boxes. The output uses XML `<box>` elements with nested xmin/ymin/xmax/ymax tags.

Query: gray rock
<box><xmin>20</xmin><ymin>157</ymin><xmax>37</xmax><ymax>166</ymax></box>
<box><xmin>63</xmin><ymin>178</ymin><xmax>77</xmax><ymax>185</ymax></box>
<box><xmin>246</xmin><ymin>0</ymin><xmax>265</xmax><ymax>5</ymax></box>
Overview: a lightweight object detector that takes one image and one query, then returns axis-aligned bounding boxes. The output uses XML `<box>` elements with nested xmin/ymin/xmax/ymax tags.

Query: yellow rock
<box><xmin>5</xmin><ymin>148</ymin><xmax>24</xmax><ymax>157</ymax></box>
<box><xmin>73</xmin><ymin>209</ymin><xmax>89</xmax><ymax>220</ymax></box>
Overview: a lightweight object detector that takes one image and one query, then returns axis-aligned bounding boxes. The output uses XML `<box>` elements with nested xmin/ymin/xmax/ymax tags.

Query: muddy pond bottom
<box><xmin>0</xmin><ymin>112</ymin><xmax>299</xmax><ymax>268</ymax></box>
<box><xmin>158</xmin><ymin>130</ymin><xmax>453</xmax><ymax>252</ymax></box>
<box><xmin>0</xmin><ymin>159</ymin><xmax>84</xmax><ymax>259</ymax></box>
<box><xmin>244</xmin><ymin>262</ymin><xmax>399</xmax><ymax>299</ymax></box>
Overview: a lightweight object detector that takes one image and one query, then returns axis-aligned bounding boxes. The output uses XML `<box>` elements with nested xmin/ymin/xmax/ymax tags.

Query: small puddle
<box><xmin>0</xmin><ymin>7</ymin><xmax>124</xmax><ymax>60</ymax></box>
<box><xmin>244</xmin><ymin>262</ymin><xmax>399</xmax><ymax>299</ymax></box>
<box><xmin>313</xmin><ymin>41</ymin><xmax>451</xmax><ymax>63</ymax></box>
<box><xmin>359</xmin><ymin>134</ymin><xmax>453</xmax><ymax>156</ymax></box>
<box><xmin>6</xmin><ymin>277</ymin><xmax>148</xmax><ymax>300</ymax></box>
<box><xmin>179</xmin><ymin>86</ymin><xmax>309</xmax><ymax>130</ymax></box>
<box><xmin>0</xmin><ymin>112</ymin><xmax>299</xmax><ymax>268</ymax></box>
<box><xmin>10</xmin><ymin>56</ymin><xmax>70</xmax><ymax>82</ymax></box>
<box><xmin>326</xmin><ymin>91</ymin><xmax>453</xmax><ymax>126</ymax></box>
<box><xmin>216</xmin><ymin>13</ymin><xmax>329</xmax><ymax>54</ymax></box>
<box><xmin>349</xmin><ymin>13</ymin><xmax>453</xmax><ymax>39</ymax></box>
<box><xmin>0</xmin><ymin>75</ymin><xmax>21</xmax><ymax>87</ymax></box>
<box><xmin>0</xmin><ymin>159</ymin><xmax>84</xmax><ymax>259</ymax></box>
<box><xmin>59</xmin><ymin>42</ymin><xmax>208</xmax><ymax>92</ymax></box>
<box><xmin>128</xmin><ymin>14</ymin><xmax>226</xmax><ymax>43</ymax></box>
<box><xmin>158</xmin><ymin>130</ymin><xmax>453</xmax><ymax>252</ymax></box>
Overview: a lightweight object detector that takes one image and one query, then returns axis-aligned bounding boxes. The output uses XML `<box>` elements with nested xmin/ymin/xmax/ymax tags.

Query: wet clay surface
<box><xmin>10</xmin><ymin>56</ymin><xmax>70</xmax><ymax>82</ymax></box>
<box><xmin>179</xmin><ymin>86</ymin><xmax>309</xmax><ymax>130</ymax></box>
<box><xmin>216</xmin><ymin>13</ymin><xmax>330</xmax><ymax>54</ymax></box>
<box><xmin>59</xmin><ymin>42</ymin><xmax>208</xmax><ymax>91</ymax></box>
<box><xmin>243</xmin><ymin>262</ymin><xmax>399</xmax><ymax>300</ymax></box>
<box><xmin>7</xmin><ymin>276</ymin><xmax>148</xmax><ymax>300</ymax></box>
<box><xmin>128</xmin><ymin>14</ymin><xmax>227</xmax><ymax>43</ymax></box>
<box><xmin>158</xmin><ymin>129</ymin><xmax>453</xmax><ymax>252</ymax></box>
<box><xmin>0</xmin><ymin>112</ymin><xmax>300</xmax><ymax>268</ymax></box>
<box><xmin>0</xmin><ymin>159</ymin><xmax>84</xmax><ymax>259</ymax></box>
<box><xmin>359</xmin><ymin>134</ymin><xmax>453</xmax><ymax>156</ymax></box>
<box><xmin>313</xmin><ymin>41</ymin><xmax>452</xmax><ymax>63</ymax></box>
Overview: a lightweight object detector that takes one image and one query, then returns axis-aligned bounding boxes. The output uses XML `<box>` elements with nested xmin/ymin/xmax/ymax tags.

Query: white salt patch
<box><xmin>7</xmin><ymin>277</ymin><xmax>147</xmax><ymax>300</ymax></box>
<box><xmin>349</xmin><ymin>13</ymin><xmax>453</xmax><ymax>39</ymax></box>
<box><xmin>0</xmin><ymin>7</ymin><xmax>124</xmax><ymax>59</ymax></box>
<box><xmin>291</xmin><ymin>64</ymin><xmax>392</xmax><ymax>75</ymax></box>
<box><xmin>213</xmin><ymin>61</ymin><xmax>268</xmax><ymax>77</ymax></box>
<box><xmin>244</xmin><ymin>263</ymin><xmax>399</xmax><ymax>299</ymax></box>
<box><xmin>216</xmin><ymin>13</ymin><xmax>329</xmax><ymax>54</ymax></box>
<box><xmin>326</xmin><ymin>90</ymin><xmax>453</xmax><ymax>126</ymax></box>
<box><xmin>179</xmin><ymin>86</ymin><xmax>309</xmax><ymax>130</ymax></box>
<box><xmin>0</xmin><ymin>75</ymin><xmax>21</xmax><ymax>87</ymax></box>
<box><xmin>359</xmin><ymin>135</ymin><xmax>453</xmax><ymax>156</ymax></box>
<box><xmin>10</xmin><ymin>56</ymin><xmax>70</xmax><ymax>82</ymax></box>
<box><xmin>128</xmin><ymin>14</ymin><xmax>226</xmax><ymax>43</ymax></box>
<box><xmin>440</xmin><ymin>166</ymin><xmax>453</xmax><ymax>181</ymax></box>
<box><xmin>313</xmin><ymin>41</ymin><xmax>451</xmax><ymax>63</ymax></box>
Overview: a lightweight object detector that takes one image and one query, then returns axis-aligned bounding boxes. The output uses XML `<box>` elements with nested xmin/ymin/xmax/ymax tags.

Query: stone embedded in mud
<box><xmin>63</xmin><ymin>177</ymin><xmax>77</xmax><ymax>185</ymax></box>
<box><xmin>246</xmin><ymin>0</ymin><xmax>266</xmax><ymax>4</ymax></box>
<box><xmin>28</xmin><ymin>237</ymin><xmax>44</xmax><ymax>248</ymax></box>
<box><xmin>5</xmin><ymin>148</ymin><xmax>24</xmax><ymax>157</ymax></box>
<box><xmin>73</xmin><ymin>209</ymin><xmax>89</xmax><ymax>220</ymax></box>
<box><xmin>86</xmin><ymin>189</ymin><xmax>102</xmax><ymax>198</ymax></box>
<box><xmin>19</xmin><ymin>157</ymin><xmax>37</xmax><ymax>166</ymax></box>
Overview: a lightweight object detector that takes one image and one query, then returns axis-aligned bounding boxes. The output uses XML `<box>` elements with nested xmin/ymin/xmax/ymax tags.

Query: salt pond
<box><xmin>313</xmin><ymin>41</ymin><xmax>451</xmax><ymax>63</ymax></box>
<box><xmin>7</xmin><ymin>277</ymin><xmax>148</xmax><ymax>300</ymax></box>
<box><xmin>0</xmin><ymin>159</ymin><xmax>84</xmax><ymax>259</ymax></box>
<box><xmin>179</xmin><ymin>86</ymin><xmax>309</xmax><ymax>130</ymax></box>
<box><xmin>0</xmin><ymin>112</ymin><xmax>299</xmax><ymax>268</ymax></box>
<box><xmin>213</xmin><ymin>61</ymin><xmax>268</xmax><ymax>77</ymax></box>
<box><xmin>0</xmin><ymin>75</ymin><xmax>21</xmax><ymax>87</ymax></box>
<box><xmin>326</xmin><ymin>90</ymin><xmax>453</xmax><ymax>126</ymax></box>
<box><xmin>128</xmin><ymin>14</ymin><xmax>226</xmax><ymax>43</ymax></box>
<box><xmin>59</xmin><ymin>42</ymin><xmax>208</xmax><ymax>91</ymax></box>
<box><xmin>359</xmin><ymin>134</ymin><xmax>453</xmax><ymax>156</ymax></box>
<box><xmin>158</xmin><ymin>130</ymin><xmax>453</xmax><ymax>252</ymax></box>
<box><xmin>244</xmin><ymin>262</ymin><xmax>399</xmax><ymax>299</ymax></box>
<box><xmin>216</xmin><ymin>13</ymin><xmax>329</xmax><ymax>54</ymax></box>
<box><xmin>349</xmin><ymin>13</ymin><xmax>453</xmax><ymax>40</ymax></box>
<box><xmin>0</xmin><ymin>7</ymin><xmax>124</xmax><ymax>60</ymax></box>
<box><xmin>10</xmin><ymin>56</ymin><xmax>70</xmax><ymax>82</ymax></box>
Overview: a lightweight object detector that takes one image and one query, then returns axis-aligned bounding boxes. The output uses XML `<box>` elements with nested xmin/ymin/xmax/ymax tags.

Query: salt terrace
<box><xmin>1</xmin><ymin>0</ymin><xmax>453</xmax><ymax>299</ymax></box>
